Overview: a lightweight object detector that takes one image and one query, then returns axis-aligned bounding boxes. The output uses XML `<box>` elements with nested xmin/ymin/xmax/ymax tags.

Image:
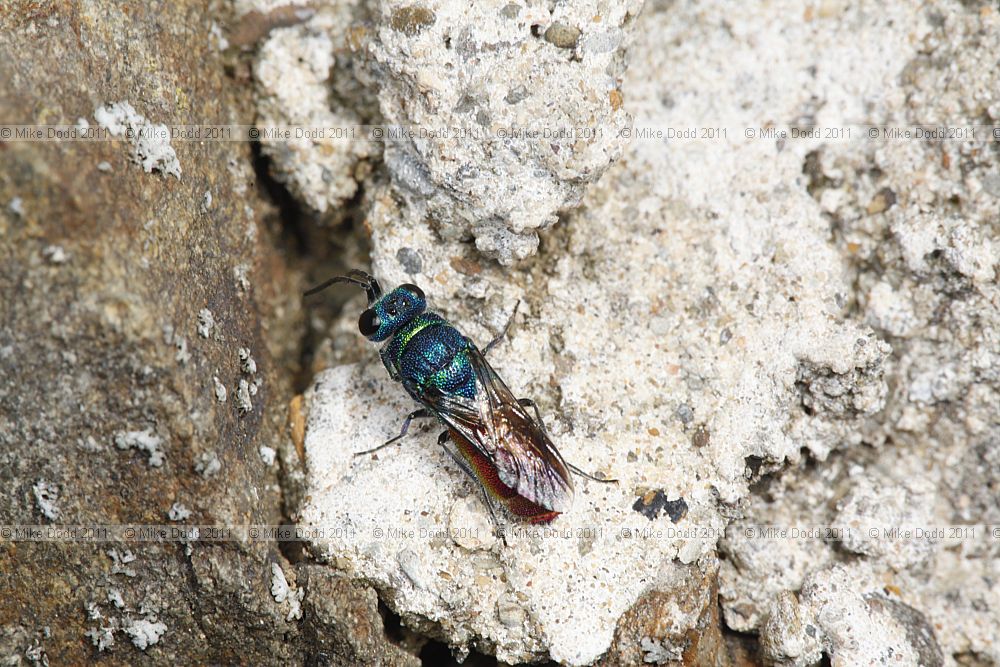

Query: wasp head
<box><xmin>304</xmin><ymin>270</ymin><xmax>427</xmax><ymax>343</ymax></box>
<box><xmin>359</xmin><ymin>283</ymin><xmax>426</xmax><ymax>342</ymax></box>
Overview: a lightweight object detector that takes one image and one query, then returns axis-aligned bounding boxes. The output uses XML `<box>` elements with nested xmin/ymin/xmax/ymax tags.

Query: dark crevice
<box><xmin>250</xmin><ymin>140</ymin><xmax>316</xmax><ymax>567</ymax></box>
<box><xmin>377</xmin><ymin>599</ymin><xmax>406</xmax><ymax>643</ymax></box>
<box><xmin>292</xmin><ymin>209</ymin><xmax>371</xmax><ymax>394</ymax></box>
<box><xmin>277</xmin><ymin>532</ymin><xmax>306</xmax><ymax>565</ymax></box>
<box><xmin>720</xmin><ymin>624</ymin><xmax>764</xmax><ymax>666</ymax></box>
<box><xmin>250</xmin><ymin>139</ymin><xmax>309</xmax><ymax>254</ymax></box>
<box><xmin>377</xmin><ymin>600</ymin><xmax>503</xmax><ymax>667</ymax></box>
<box><xmin>249</xmin><ymin>140</ymin><xmax>364</xmax><ymax>561</ymax></box>
<box><xmin>250</xmin><ymin>139</ymin><xmax>373</xmax><ymax>394</ymax></box>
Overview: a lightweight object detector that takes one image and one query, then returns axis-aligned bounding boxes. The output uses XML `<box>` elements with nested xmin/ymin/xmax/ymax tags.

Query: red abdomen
<box><xmin>449</xmin><ymin>429</ymin><xmax>561</xmax><ymax>523</ymax></box>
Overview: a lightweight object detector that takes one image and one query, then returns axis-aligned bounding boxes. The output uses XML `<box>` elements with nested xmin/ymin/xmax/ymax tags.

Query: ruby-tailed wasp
<box><xmin>306</xmin><ymin>269</ymin><xmax>614</xmax><ymax>534</ymax></box>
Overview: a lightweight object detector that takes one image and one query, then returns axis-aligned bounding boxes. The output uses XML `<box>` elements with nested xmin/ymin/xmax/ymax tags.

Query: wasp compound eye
<box><xmin>401</xmin><ymin>283</ymin><xmax>424</xmax><ymax>301</ymax></box>
<box><xmin>359</xmin><ymin>308</ymin><xmax>381</xmax><ymax>337</ymax></box>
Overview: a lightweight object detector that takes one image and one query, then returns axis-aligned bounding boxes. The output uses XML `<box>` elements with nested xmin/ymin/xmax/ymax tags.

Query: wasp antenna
<box><xmin>303</xmin><ymin>275</ymin><xmax>361</xmax><ymax>297</ymax></box>
<box><xmin>304</xmin><ymin>270</ymin><xmax>383</xmax><ymax>304</ymax></box>
<box><xmin>346</xmin><ymin>269</ymin><xmax>383</xmax><ymax>303</ymax></box>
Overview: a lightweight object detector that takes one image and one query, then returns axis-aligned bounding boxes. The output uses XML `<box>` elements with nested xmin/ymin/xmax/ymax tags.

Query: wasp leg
<box><xmin>516</xmin><ymin>398</ymin><xmax>616</xmax><ymax>483</ymax></box>
<box><xmin>436</xmin><ymin>431</ymin><xmax>508</xmax><ymax>546</ymax></box>
<box><xmin>566</xmin><ymin>462</ymin><xmax>618</xmax><ymax>484</ymax></box>
<box><xmin>354</xmin><ymin>408</ymin><xmax>431</xmax><ymax>456</ymax></box>
<box><xmin>517</xmin><ymin>398</ymin><xmax>546</xmax><ymax>433</ymax></box>
<box><xmin>482</xmin><ymin>300</ymin><xmax>521</xmax><ymax>356</ymax></box>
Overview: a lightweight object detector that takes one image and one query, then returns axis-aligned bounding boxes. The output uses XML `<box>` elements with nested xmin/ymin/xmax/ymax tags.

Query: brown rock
<box><xmin>0</xmin><ymin>2</ymin><xmax>389</xmax><ymax>664</ymax></box>
<box><xmin>600</xmin><ymin>560</ymin><xmax>730</xmax><ymax>666</ymax></box>
<box><xmin>390</xmin><ymin>5</ymin><xmax>436</xmax><ymax>37</ymax></box>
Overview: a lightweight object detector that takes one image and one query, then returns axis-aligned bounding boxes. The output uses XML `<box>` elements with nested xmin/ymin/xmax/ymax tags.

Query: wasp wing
<box><xmin>420</xmin><ymin>343</ymin><xmax>573</xmax><ymax>514</ymax></box>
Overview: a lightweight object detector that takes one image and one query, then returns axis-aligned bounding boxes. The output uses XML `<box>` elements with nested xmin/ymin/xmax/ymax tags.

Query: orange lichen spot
<box><xmin>609</xmin><ymin>89</ymin><xmax>623</xmax><ymax>111</ymax></box>
<box><xmin>287</xmin><ymin>394</ymin><xmax>307</xmax><ymax>463</ymax></box>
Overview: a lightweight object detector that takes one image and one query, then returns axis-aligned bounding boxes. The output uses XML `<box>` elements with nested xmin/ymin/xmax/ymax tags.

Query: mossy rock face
<box><xmin>0</xmin><ymin>3</ymin><xmax>409</xmax><ymax>665</ymax></box>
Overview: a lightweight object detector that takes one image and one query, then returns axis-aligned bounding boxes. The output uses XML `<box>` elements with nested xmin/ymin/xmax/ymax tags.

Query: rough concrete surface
<box><xmin>297</xmin><ymin>0</ymin><xmax>998</xmax><ymax>665</ymax></box>
<box><xmin>3</xmin><ymin>0</ymin><xmax>998</xmax><ymax>666</ymax></box>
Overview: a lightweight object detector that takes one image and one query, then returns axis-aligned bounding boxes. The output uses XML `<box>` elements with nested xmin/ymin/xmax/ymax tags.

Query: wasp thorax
<box><xmin>360</xmin><ymin>284</ymin><xmax>427</xmax><ymax>342</ymax></box>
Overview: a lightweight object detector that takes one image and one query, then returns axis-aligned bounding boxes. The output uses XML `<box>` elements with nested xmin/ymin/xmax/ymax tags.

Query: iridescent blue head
<box><xmin>303</xmin><ymin>269</ymin><xmax>426</xmax><ymax>343</ymax></box>
<box><xmin>358</xmin><ymin>283</ymin><xmax>426</xmax><ymax>342</ymax></box>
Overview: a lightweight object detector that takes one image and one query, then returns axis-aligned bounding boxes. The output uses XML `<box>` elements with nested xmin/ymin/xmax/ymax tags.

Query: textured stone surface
<box><xmin>5</xmin><ymin>0</ymin><xmax>998</xmax><ymax>665</ymax></box>
<box><xmin>721</xmin><ymin>3</ymin><xmax>1000</xmax><ymax>666</ymax></box>
<box><xmin>253</xmin><ymin>2</ymin><xmax>377</xmax><ymax>215</ymax></box>
<box><xmin>255</xmin><ymin>0</ymin><xmax>643</xmax><ymax>262</ymax></box>
<box><xmin>366</xmin><ymin>0</ymin><xmax>642</xmax><ymax>263</ymax></box>
<box><xmin>298</xmin><ymin>1</ymin><xmax>997</xmax><ymax>665</ymax></box>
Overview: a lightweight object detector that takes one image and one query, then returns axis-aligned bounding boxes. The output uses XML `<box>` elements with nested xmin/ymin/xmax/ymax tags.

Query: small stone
<box><xmin>675</xmin><ymin>404</ymin><xmax>694</xmax><ymax>424</ymax></box>
<box><xmin>505</xmin><ymin>85</ymin><xmax>529</xmax><ymax>105</ymax></box>
<box><xmin>449</xmin><ymin>497</ymin><xmax>496</xmax><ymax>550</ymax></box>
<box><xmin>691</xmin><ymin>425</ymin><xmax>710</xmax><ymax>448</ymax></box>
<box><xmin>500</xmin><ymin>3</ymin><xmax>521</xmax><ymax>19</ymax></box>
<box><xmin>454</xmin><ymin>94</ymin><xmax>478</xmax><ymax>114</ymax></box>
<box><xmin>663</xmin><ymin>497</ymin><xmax>688</xmax><ymax>524</ymax></box>
<box><xmin>632</xmin><ymin>489</ymin><xmax>667</xmax><ymax>520</ymax></box>
<box><xmin>397</xmin><ymin>549</ymin><xmax>428</xmax><ymax>589</ymax></box>
<box><xmin>609</xmin><ymin>89</ymin><xmax>623</xmax><ymax>111</ymax></box>
<box><xmin>390</xmin><ymin>6</ymin><xmax>436</xmax><ymax>36</ymax></box>
<box><xmin>450</xmin><ymin>256</ymin><xmax>482</xmax><ymax>276</ymax></box>
<box><xmin>544</xmin><ymin>22</ymin><xmax>581</xmax><ymax>49</ymax></box>
<box><xmin>866</xmin><ymin>187</ymin><xmax>897</xmax><ymax>215</ymax></box>
<box><xmin>396</xmin><ymin>247</ymin><xmax>423</xmax><ymax>274</ymax></box>
<box><xmin>498</xmin><ymin>596</ymin><xmax>526</xmax><ymax>627</ymax></box>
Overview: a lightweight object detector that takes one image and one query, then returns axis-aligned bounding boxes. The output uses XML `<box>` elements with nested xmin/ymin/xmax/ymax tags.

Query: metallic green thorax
<box><xmin>381</xmin><ymin>312</ymin><xmax>477</xmax><ymax>401</ymax></box>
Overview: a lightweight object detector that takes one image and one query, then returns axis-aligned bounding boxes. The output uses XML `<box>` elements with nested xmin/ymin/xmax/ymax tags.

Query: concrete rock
<box><xmin>255</xmin><ymin>0</ymin><xmax>643</xmax><ymax>262</ymax></box>
<box><xmin>724</xmin><ymin>4</ymin><xmax>1000</xmax><ymax>665</ymax></box>
<box><xmin>253</xmin><ymin>4</ymin><xmax>376</xmax><ymax>215</ymax></box>
<box><xmin>367</xmin><ymin>0</ymin><xmax>642</xmax><ymax>263</ymax></box>
<box><xmin>298</xmin><ymin>3</ymin><xmax>914</xmax><ymax>662</ymax></box>
<box><xmin>760</xmin><ymin>564</ymin><xmax>943</xmax><ymax>667</ymax></box>
<box><xmin>299</xmin><ymin>1</ymin><xmax>999</xmax><ymax>664</ymax></box>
